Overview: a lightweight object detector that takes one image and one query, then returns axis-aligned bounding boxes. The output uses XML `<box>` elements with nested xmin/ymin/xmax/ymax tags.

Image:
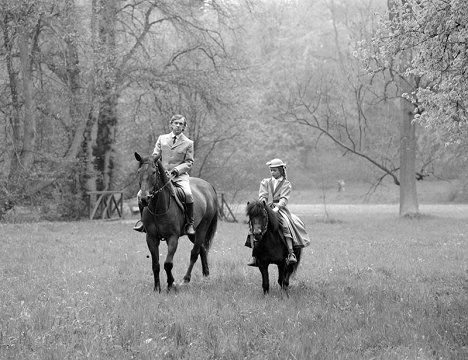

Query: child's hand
<box><xmin>272</xmin><ymin>207</ymin><xmax>279</xmax><ymax>213</ymax></box>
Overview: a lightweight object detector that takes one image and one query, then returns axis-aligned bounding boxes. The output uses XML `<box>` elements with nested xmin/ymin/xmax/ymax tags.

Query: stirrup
<box><xmin>286</xmin><ymin>253</ymin><xmax>297</xmax><ymax>264</ymax></box>
<box><xmin>186</xmin><ymin>224</ymin><xmax>196</xmax><ymax>235</ymax></box>
<box><xmin>133</xmin><ymin>220</ymin><xmax>145</xmax><ymax>233</ymax></box>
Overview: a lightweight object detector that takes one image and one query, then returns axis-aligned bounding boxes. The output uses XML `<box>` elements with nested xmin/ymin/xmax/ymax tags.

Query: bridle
<box><xmin>139</xmin><ymin>161</ymin><xmax>175</xmax><ymax>216</ymax></box>
<box><xmin>249</xmin><ymin>203</ymin><xmax>269</xmax><ymax>239</ymax></box>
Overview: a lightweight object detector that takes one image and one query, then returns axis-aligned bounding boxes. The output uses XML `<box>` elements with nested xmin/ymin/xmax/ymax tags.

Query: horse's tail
<box><xmin>204</xmin><ymin>186</ymin><xmax>219</xmax><ymax>251</ymax></box>
<box><xmin>291</xmin><ymin>247</ymin><xmax>302</xmax><ymax>275</ymax></box>
<box><xmin>204</xmin><ymin>208</ymin><xmax>218</xmax><ymax>251</ymax></box>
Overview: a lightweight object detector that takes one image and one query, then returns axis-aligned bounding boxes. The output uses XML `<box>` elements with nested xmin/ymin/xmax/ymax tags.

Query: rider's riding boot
<box><xmin>286</xmin><ymin>252</ymin><xmax>297</xmax><ymax>265</ymax></box>
<box><xmin>286</xmin><ymin>237</ymin><xmax>297</xmax><ymax>264</ymax></box>
<box><xmin>133</xmin><ymin>202</ymin><xmax>146</xmax><ymax>233</ymax></box>
<box><xmin>247</xmin><ymin>235</ymin><xmax>258</xmax><ymax>267</ymax></box>
<box><xmin>185</xmin><ymin>202</ymin><xmax>196</xmax><ymax>235</ymax></box>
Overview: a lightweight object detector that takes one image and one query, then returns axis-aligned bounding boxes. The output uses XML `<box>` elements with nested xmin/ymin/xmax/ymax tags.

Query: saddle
<box><xmin>170</xmin><ymin>180</ymin><xmax>188</xmax><ymax>214</ymax></box>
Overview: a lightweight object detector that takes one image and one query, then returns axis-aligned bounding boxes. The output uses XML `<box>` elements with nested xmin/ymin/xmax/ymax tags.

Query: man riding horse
<box><xmin>133</xmin><ymin>114</ymin><xmax>196</xmax><ymax>235</ymax></box>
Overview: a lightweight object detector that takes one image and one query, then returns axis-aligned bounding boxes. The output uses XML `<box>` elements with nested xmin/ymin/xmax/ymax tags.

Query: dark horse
<box><xmin>135</xmin><ymin>152</ymin><xmax>218</xmax><ymax>292</ymax></box>
<box><xmin>246</xmin><ymin>200</ymin><xmax>302</xmax><ymax>295</ymax></box>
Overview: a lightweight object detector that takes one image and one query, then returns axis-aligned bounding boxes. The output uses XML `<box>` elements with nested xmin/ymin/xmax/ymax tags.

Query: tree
<box><xmin>387</xmin><ymin>0</ymin><xmax>419</xmax><ymax>216</ymax></box>
<box><xmin>1</xmin><ymin>1</ymin><xmax>40</xmax><ymax>184</ymax></box>
<box><xmin>396</xmin><ymin>0</ymin><xmax>468</xmax><ymax>145</ymax></box>
<box><xmin>246</xmin><ymin>3</ymin><xmax>401</xmax><ymax>180</ymax></box>
<box><xmin>350</xmin><ymin>0</ymin><xmax>422</xmax><ymax>215</ymax></box>
<box><xmin>0</xmin><ymin>0</ymin><xmax>252</xmax><ymax>218</ymax></box>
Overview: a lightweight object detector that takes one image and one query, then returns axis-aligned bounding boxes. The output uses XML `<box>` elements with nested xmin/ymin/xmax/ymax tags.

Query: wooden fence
<box><xmin>87</xmin><ymin>191</ymin><xmax>123</xmax><ymax>220</ymax></box>
<box><xmin>218</xmin><ymin>193</ymin><xmax>237</xmax><ymax>222</ymax></box>
<box><xmin>87</xmin><ymin>190</ymin><xmax>238</xmax><ymax>223</ymax></box>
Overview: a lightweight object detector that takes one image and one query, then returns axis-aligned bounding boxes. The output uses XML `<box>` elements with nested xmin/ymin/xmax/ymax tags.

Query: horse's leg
<box><xmin>278</xmin><ymin>262</ymin><xmax>291</xmax><ymax>298</ymax></box>
<box><xmin>258</xmin><ymin>264</ymin><xmax>270</xmax><ymax>294</ymax></box>
<box><xmin>164</xmin><ymin>236</ymin><xmax>179</xmax><ymax>291</ymax></box>
<box><xmin>199</xmin><ymin>244</ymin><xmax>209</xmax><ymax>277</ymax></box>
<box><xmin>283</xmin><ymin>265</ymin><xmax>293</xmax><ymax>288</ymax></box>
<box><xmin>182</xmin><ymin>232</ymin><xmax>206</xmax><ymax>284</ymax></box>
<box><xmin>146</xmin><ymin>235</ymin><xmax>161</xmax><ymax>292</ymax></box>
<box><xmin>277</xmin><ymin>262</ymin><xmax>286</xmax><ymax>289</ymax></box>
<box><xmin>196</xmin><ymin>228</ymin><xmax>210</xmax><ymax>277</ymax></box>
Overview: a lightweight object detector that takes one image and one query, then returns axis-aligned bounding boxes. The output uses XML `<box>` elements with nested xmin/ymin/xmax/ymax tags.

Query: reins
<box><xmin>148</xmin><ymin>175</ymin><xmax>175</xmax><ymax>198</ymax></box>
<box><xmin>140</xmin><ymin>161</ymin><xmax>176</xmax><ymax>216</ymax></box>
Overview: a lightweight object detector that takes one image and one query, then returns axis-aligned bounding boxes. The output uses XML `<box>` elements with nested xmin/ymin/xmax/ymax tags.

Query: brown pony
<box><xmin>246</xmin><ymin>200</ymin><xmax>301</xmax><ymax>295</ymax></box>
<box><xmin>135</xmin><ymin>152</ymin><xmax>218</xmax><ymax>292</ymax></box>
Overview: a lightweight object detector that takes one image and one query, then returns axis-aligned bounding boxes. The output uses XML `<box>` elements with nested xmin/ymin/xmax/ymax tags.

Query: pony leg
<box><xmin>164</xmin><ymin>236</ymin><xmax>179</xmax><ymax>291</ymax></box>
<box><xmin>146</xmin><ymin>235</ymin><xmax>161</xmax><ymax>292</ymax></box>
<box><xmin>277</xmin><ymin>262</ymin><xmax>286</xmax><ymax>289</ymax></box>
<box><xmin>277</xmin><ymin>262</ymin><xmax>291</xmax><ymax>298</ymax></box>
<box><xmin>258</xmin><ymin>265</ymin><xmax>270</xmax><ymax>294</ymax></box>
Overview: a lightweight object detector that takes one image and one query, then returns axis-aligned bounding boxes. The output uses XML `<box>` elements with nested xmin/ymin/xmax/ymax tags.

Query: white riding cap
<box><xmin>266</xmin><ymin>158</ymin><xmax>287</xmax><ymax>168</ymax></box>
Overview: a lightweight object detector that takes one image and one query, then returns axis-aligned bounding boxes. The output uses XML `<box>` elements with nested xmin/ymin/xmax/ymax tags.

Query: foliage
<box><xmin>248</xmin><ymin>0</ymin><xmax>414</xmax><ymax>188</ymax></box>
<box><xmin>0</xmin><ymin>0</ymin><xmax>467</xmax><ymax>219</ymax></box>
<box><xmin>0</xmin><ymin>0</ymin><xmax>254</xmax><ymax>217</ymax></box>
<box><xmin>359</xmin><ymin>0</ymin><xmax>468</xmax><ymax>145</ymax></box>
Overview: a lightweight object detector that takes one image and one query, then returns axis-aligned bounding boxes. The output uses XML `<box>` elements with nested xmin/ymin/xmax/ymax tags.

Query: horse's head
<box><xmin>246</xmin><ymin>200</ymin><xmax>278</xmax><ymax>241</ymax></box>
<box><xmin>135</xmin><ymin>152</ymin><xmax>165</xmax><ymax>205</ymax></box>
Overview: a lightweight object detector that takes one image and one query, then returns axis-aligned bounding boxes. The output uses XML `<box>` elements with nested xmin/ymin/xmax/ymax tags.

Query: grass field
<box><xmin>1</xmin><ymin>205</ymin><xmax>467</xmax><ymax>359</ymax></box>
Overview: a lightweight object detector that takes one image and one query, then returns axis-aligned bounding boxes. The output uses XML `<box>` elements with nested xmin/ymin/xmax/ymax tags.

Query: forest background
<box><xmin>1</xmin><ymin>0</ymin><xmax>467</xmax><ymax>220</ymax></box>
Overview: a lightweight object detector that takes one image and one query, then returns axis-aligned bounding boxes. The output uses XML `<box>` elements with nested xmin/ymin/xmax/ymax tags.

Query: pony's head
<box><xmin>135</xmin><ymin>152</ymin><xmax>168</xmax><ymax>204</ymax></box>
<box><xmin>246</xmin><ymin>200</ymin><xmax>279</xmax><ymax>240</ymax></box>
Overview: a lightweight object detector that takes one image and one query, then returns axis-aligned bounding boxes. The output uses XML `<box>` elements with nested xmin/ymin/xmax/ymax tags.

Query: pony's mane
<box><xmin>246</xmin><ymin>200</ymin><xmax>279</xmax><ymax>232</ymax></box>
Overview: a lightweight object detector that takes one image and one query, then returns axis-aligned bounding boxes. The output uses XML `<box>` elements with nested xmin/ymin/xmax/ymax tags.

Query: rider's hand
<box><xmin>170</xmin><ymin>169</ymin><xmax>179</xmax><ymax>177</ymax></box>
<box><xmin>272</xmin><ymin>206</ymin><xmax>279</xmax><ymax>213</ymax></box>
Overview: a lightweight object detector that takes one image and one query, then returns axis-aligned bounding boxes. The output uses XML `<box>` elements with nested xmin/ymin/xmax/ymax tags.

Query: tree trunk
<box><xmin>388</xmin><ymin>0</ymin><xmax>419</xmax><ymax>216</ymax></box>
<box><xmin>81</xmin><ymin>111</ymin><xmax>98</xmax><ymax>193</ymax></box>
<box><xmin>15</xmin><ymin>27</ymin><xmax>37</xmax><ymax>180</ymax></box>
<box><xmin>93</xmin><ymin>93</ymin><xmax>117</xmax><ymax>191</ymax></box>
<box><xmin>398</xmin><ymin>92</ymin><xmax>419</xmax><ymax>216</ymax></box>
<box><xmin>63</xmin><ymin>0</ymin><xmax>87</xmax><ymax>161</ymax></box>
<box><xmin>2</xmin><ymin>13</ymin><xmax>21</xmax><ymax>182</ymax></box>
<box><xmin>92</xmin><ymin>0</ymin><xmax>118</xmax><ymax>191</ymax></box>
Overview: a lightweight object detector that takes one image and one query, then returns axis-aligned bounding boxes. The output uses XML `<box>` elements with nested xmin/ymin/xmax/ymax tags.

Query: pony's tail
<box><xmin>291</xmin><ymin>248</ymin><xmax>302</xmax><ymax>276</ymax></box>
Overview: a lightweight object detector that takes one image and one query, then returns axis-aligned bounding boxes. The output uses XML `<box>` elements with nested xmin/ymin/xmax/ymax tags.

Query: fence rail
<box><xmin>218</xmin><ymin>193</ymin><xmax>237</xmax><ymax>222</ymax></box>
<box><xmin>87</xmin><ymin>191</ymin><xmax>123</xmax><ymax>220</ymax></box>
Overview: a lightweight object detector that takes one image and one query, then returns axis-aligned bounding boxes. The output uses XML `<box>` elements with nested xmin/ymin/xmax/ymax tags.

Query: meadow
<box><xmin>1</xmin><ymin>204</ymin><xmax>467</xmax><ymax>359</ymax></box>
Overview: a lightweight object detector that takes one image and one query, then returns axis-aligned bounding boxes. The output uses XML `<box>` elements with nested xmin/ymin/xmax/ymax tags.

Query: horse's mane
<box><xmin>155</xmin><ymin>158</ymin><xmax>169</xmax><ymax>183</ymax></box>
<box><xmin>138</xmin><ymin>155</ymin><xmax>170</xmax><ymax>189</ymax></box>
<box><xmin>246</xmin><ymin>200</ymin><xmax>279</xmax><ymax>232</ymax></box>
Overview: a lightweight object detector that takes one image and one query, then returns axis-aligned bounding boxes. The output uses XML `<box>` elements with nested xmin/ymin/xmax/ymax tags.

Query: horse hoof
<box><xmin>178</xmin><ymin>279</ymin><xmax>190</xmax><ymax>287</ymax></box>
<box><xmin>167</xmin><ymin>284</ymin><xmax>178</xmax><ymax>293</ymax></box>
